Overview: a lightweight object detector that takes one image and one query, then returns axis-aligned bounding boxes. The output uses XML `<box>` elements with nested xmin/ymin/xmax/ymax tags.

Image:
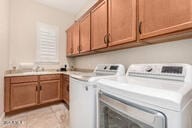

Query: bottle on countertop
<box><xmin>60</xmin><ymin>64</ymin><xmax>67</xmax><ymax>72</ymax></box>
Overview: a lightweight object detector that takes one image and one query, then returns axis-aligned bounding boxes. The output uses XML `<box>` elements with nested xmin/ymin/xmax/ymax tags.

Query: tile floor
<box><xmin>0</xmin><ymin>103</ymin><xmax>69</xmax><ymax>128</ymax></box>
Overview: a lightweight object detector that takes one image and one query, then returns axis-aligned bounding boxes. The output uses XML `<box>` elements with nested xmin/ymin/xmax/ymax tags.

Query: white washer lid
<box><xmin>97</xmin><ymin>76</ymin><xmax>192</xmax><ymax>111</ymax></box>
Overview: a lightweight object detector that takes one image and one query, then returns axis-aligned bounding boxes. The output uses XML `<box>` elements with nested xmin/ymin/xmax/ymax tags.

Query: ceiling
<box><xmin>35</xmin><ymin>0</ymin><xmax>97</xmax><ymax>15</ymax></box>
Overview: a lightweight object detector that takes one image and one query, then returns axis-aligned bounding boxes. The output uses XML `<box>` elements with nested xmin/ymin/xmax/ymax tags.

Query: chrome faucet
<box><xmin>33</xmin><ymin>65</ymin><xmax>44</xmax><ymax>72</ymax></box>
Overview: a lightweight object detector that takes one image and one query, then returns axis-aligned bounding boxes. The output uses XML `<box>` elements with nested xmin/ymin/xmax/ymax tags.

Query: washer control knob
<box><xmin>146</xmin><ymin>66</ymin><xmax>153</xmax><ymax>72</ymax></box>
<box><xmin>104</xmin><ymin>66</ymin><xmax>107</xmax><ymax>70</ymax></box>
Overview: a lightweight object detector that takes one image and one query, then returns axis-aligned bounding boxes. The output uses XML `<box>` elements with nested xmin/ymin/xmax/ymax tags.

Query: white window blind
<box><xmin>36</xmin><ymin>23</ymin><xmax>59</xmax><ymax>63</ymax></box>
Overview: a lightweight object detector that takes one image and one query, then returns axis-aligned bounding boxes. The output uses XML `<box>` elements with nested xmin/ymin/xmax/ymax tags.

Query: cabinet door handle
<box><xmin>40</xmin><ymin>86</ymin><xmax>42</xmax><ymax>91</ymax></box>
<box><xmin>107</xmin><ymin>33</ymin><xmax>111</xmax><ymax>43</ymax></box>
<box><xmin>139</xmin><ymin>22</ymin><xmax>142</xmax><ymax>34</ymax></box>
<box><xmin>36</xmin><ymin>86</ymin><xmax>38</xmax><ymax>91</ymax></box>
<box><xmin>85</xmin><ymin>86</ymin><xmax>88</xmax><ymax>91</ymax></box>
<box><xmin>104</xmin><ymin>34</ymin><xmax>108</xmax><ymax>44</ymax></box>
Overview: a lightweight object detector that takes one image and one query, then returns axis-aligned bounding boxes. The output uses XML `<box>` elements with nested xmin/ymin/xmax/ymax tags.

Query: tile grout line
<box><xmin>0</xmin><ymin>112</ymin><xmax>5</xmax><ymax>122</ymax></box>
<box><xmin>25</xmin><ymin>111</ymin><xmax>29</xmax><ymax>128</ymax></box>
<box><xmin>51</xmin><ymin>106</ymin><xmax>62</xmax><ymax>124</ymax></box>
<box><xmin>0</xmin><ymin>112</ymin><xmax>5</xmax><ymax>127</ymax></box>
<box><xmin>1</xmin><ymin>105</ymin><xmax>68</xmax><ymax>128</ymax></box>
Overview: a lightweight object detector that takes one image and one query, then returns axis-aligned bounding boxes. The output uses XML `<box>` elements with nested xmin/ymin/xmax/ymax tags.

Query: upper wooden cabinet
<box><xmin>139</xmin><ymin>0</ymin><xmax>192</xmax><ymax>39</ymax></box>
<box><xmin>108</xmin><ymin>0</ymin><xmax>136</xmax><ymax>46</ymax></box>
<box><xmin>66</xmin><ymin>27</ymin><xmax>73</xmax><ymax>56</ymax></box>
<box><xmin>72</xmin><ymin>22</ymin><xmax>80</xmax><ymax>55</ymax></box>
<box><xmin>91</xmin><ymin>0</ymin><xmax>108</xmax><ymax>50</ymax></box>
<box><xmin>79</xmin><ymin>13</ymin><xmax>91</xmax><ymax>53</ymax></box>
<box><xmin>66</xmin><ymin>0</ymin><xmax>192</xmax><ymax>57</ymax></box>
<box><xmin>66</xmin><ymin>22</ymin><xmax>80</xmax><ymax>56</ymax></box>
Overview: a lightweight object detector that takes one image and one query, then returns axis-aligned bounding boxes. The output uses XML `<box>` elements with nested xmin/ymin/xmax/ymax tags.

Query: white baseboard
<box><xmin>0</xmin><ymin>112</ymin><xmax>5</xmax><ymax>122</ymax></box>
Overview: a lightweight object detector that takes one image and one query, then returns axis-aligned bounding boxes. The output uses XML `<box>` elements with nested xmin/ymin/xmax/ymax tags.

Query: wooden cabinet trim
<box><xmin>140</xmin><ymin>22</ymin><xmax>192</xmax><ymax>39</ymax></box>
<box><xmin>11</xmin><ymin>76</ymin><xmax>38</xmax><ymax>84</ymax></box>
<box><xmin>40</xmin><ymin>74</ymin><xmax>61</xmax><ymax>81</ymax></box>
<box><xmin>4</xmin><ymin>77</ymin><xmax>11</xmax><ymax>112</ymax></box>
<box><xmin>91</xmin><ymin>0</ymin><xmax>106</xmax><ymax>13</ymax></box>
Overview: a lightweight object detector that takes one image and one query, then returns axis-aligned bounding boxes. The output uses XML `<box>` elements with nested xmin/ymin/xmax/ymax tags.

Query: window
<box><xmin>36</xmin><ymin>22</ymin><xmax>59</xmax><ymax>64</ymax></box>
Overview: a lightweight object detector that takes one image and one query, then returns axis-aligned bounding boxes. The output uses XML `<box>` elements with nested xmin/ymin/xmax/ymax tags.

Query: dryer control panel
<box><xmin>94</xmin><ymin>64</ymin><xmax>125</xmax><ymax>76</ymax></box>
<box><xmin>127</xmin><ymin>64</ymin><xmax>192</xmax><ymax>82</ymax></box>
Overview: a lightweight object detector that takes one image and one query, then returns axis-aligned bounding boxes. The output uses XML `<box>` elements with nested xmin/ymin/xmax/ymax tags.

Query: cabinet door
<box><xmin>91</xmin><ymin>0</ymin><xmax>108</xmax><ymax>50</ymax></box>
<box><xmin>79</xmin><ymin>13</ymin><xmax>91</xmax><ymax>53</ymax></box>
<box><xmin>66</xmin><ymin>27</ymin><xmax>73</xmax><ymax>56</ymax></box>
<box><xmin>72</xmin><ymin>22</ymin><xmax>80</xmax><ymax>55</ymax></box>
<box><xmin>139</xmin><ymin>0</ymin><xmax>192</xmax><ymax>39</ymax></box>
<box><xmin>40</xmin><ymin>80</ymin><xmax>61</xmax><ymax>104</ymax></box>
<box><xmin>11</xmin><ymin>82</ymin><xmax>38</xmax><ymax>111</ymax></box>
<box><xmin>63</xmin><ymin>75</ymin><xmax>69</xmax><ymax>105</ymax></box>
<box><xmin>108</xmin><ymin>0</ymin><xmax>136</xmax><ymax>46</ymax></box>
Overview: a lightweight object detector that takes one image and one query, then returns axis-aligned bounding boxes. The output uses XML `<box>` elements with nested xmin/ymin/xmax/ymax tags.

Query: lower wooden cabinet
<box><xmin>11</xmin><ymin>82</ymin><xmax>38</xmax><ymax>111</ymax></box>
<box><xmin>4</xmin><ymin>74</ymin><xmax>69</xmax><ymax>113</ymax></box>
<box><xmin>40</xmin><ymin>80</ymin><xmax>61</xmax><ymax>104</ymax></box>
<box><xmin>63</xmin><ymin>75</ymin><xmax>69</xmax><ymax>105</ymax></box>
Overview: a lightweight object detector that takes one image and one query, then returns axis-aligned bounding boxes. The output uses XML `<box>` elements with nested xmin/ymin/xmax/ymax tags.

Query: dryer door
<box><xmin>98</xmin><ymin>92</ymin><xmax>166</xmax><ymax>128</ymax></box>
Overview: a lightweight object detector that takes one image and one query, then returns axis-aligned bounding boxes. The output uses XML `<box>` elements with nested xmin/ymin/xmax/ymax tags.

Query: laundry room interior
<box><xmin>1</xmin><ymin>0</ymin><xmax>192</xmax><ymax>128</ymax></box>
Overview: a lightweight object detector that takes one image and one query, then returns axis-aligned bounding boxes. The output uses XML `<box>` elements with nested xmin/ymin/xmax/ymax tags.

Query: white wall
<box><xmin>9</xmin><ymin>0</ymin><xmax>75</xmax><ymax>69</ymax></box>
<box><xmin>0</xmin><ymin>0</ymin><xmax>10</xmax><ymax>119</ymax></box>
<box><xmin>75</xmin><ymin>0</ymin><xmax>97</xmax><ymax>20</ymax></box>
<box><xmin>74</xmin><ymin>40</ymin><xmax>192</xmax><ymax>69</ymax></box>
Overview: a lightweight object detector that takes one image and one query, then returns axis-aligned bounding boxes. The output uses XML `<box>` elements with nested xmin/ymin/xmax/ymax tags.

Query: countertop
<box><xmin>4</xmin><ymin>71</ymin><xmax>90</xmax><ymax>77</ymax></box>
